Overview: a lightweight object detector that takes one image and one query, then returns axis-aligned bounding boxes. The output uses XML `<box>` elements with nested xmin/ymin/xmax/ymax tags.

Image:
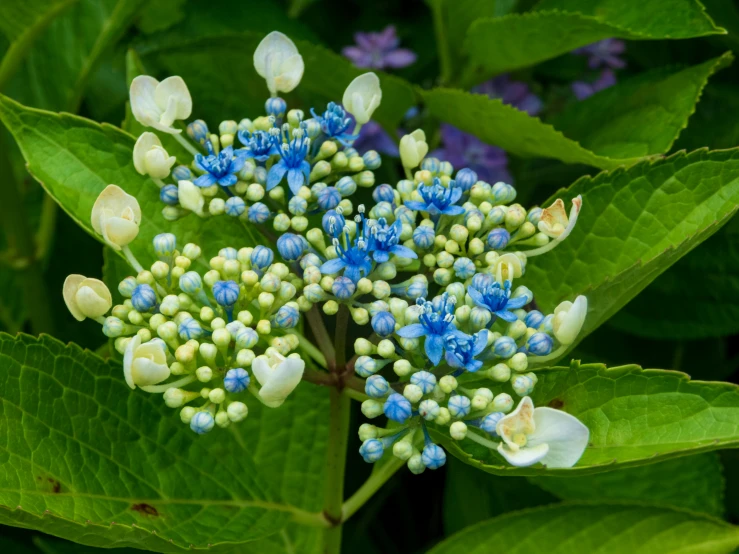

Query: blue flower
<box><xmin>320</xmin><ymin>214</ymin><xmax>373</xmax><ymax>282</ymax></box>
<box><xmin>190</xmin><ymin>411</ymin><xmax>214</xmax><ymax>434</ymax></box>
<box><xmin>404</xmin><ymin>178</ymin><xmax>465</xmax><ymax>219</ymax></box>
<box><xmin>371</xmin><ymin>311</ymin><xmax>395</xmax><ymax>337</ymax></box>
<box><xmin>131</xmin><ymin>284</ymin><xmax>157</xmax><ymax>312</ymax></box>
<box><xmin>179</xmin><ymin>317</ymin><xmax>204</xmax><ymax>340</ymax></box>
<box><xmin>224</xmin><ymin>368</ymin><xmax>250</xmax><ymax>393</ymax></box>
<box><xmin>277</xmin><ymin>233</ymin><xmax>306</xmax><ymax>261</ymax></box>
<box><xmin>317</xmin><ymin>187</ymin><xmax>341</xmax><ymax>211</ymax></box>
<box><xmin>187</xmin><ymin>120</ymin><xmax>209</xmax><ymax>143</ymax></box>
<box><xmin>359</xmin><ymin>439</ymin><xmax>385</xmax><ymax>463</ymax></box>
<box><xmin>527</xmin><ymin>332</ymin><xmax>553</xmax><ymax>356</ymax></box>
<box><xmin>383</xmin><ymin>393</ymin><xmax>412</xmax><ymax>423</ymax></box>
<box><xmin>410</xmin><ymin>371</ymin><xmax>436</xmax><ymax>394</ymax></box>
<box><xmin>448</xmin><ymin>394</ymin><xmax>471</xmax><ymax>418</ymax></box>
<box><xmin>396</xmin><ymin>293</ymin><xmax>466</xmax><ymax>365</ymax></box>
<box><xmin>412</xmin><ymin>225</ymin><xmax>435</xmax><ymax>249</ymax></box>
<box><xmin>237</xmin><ymin>129</ymin><xmax>279</xmax><ymax>162</ymax></box>
<box><xmin>480</xmin><ymin>412</ymin><xmax>504</xmax><ymax>435</ymax></box>
<box><xmin>225</xmin><ymin>197</ymin><xmax>246</xmax><ymax>217</ymax></box>
<box><xmin>265</xmin><ymin>97</ymin><xmax>287</xmax><ymax>118</ymax></box>
<box><xmin>467</xmin><ymin>279</ymin><xmax>528</xmax><ymax>323</ymax></box>
<box><xmin>365</xmin><ymin>375</ymin><xmax>390</xmax><ymax>398</ymax></box>
<box><xmin>487</xmin><ymin>228</ymin><xmax>510</xmax><ymax>250</ymax></box>
<box><xmin>213</xmin><ymin>280</ymin><xmax>240</xmax><ymax>308</ymax></box>
<box><xmin>311</xmin><ymin>102</ymin><xmax>357</xmax><ymax>144</ymax></box>
<box><xmin>250</xmin><ymin>245</ymin><xmax>274</xmax><ymax>271</ymax></box>
<box><xmin>421</xmin><ymin>443</ymin><xmax>446</xmax><ymax>469</ymax></box>
<box><xmin>332</xmin><ymin>276</ymin><xmax>356</xmax><ymax>300</ymax></box>
<box><xmin>153</xmin><ymin>233</ymin><xmax>176</xmax><ymax>258</ymax></box>
<box><xmin>160</xmin><ymin>184</ymin><xmax>179</xmax><ymax>205</ymax></box>
<box><xmin>248</xmin><ymin>202</ymin><xmax>270</xmax><ymax>223</ymax></box>
<box><xmin>266</xmin><ymin>129</ymin><xmax>311</xmax><ymax>194</ymax></box>
<box><xmin>194</xmin><ymin>144</ymin><xmax>245</xmax><ymax>188</ymax></box>
<box><xmin>274</xmin><ymin>305</ymin><xmax>299</xmax><ymax>328</ymax></box>
<box><xmin>445</xmin><ymin>330</ymin><xmax>488</xmax><ymax>373</ymax></box>
<box><xmin>369</xmin><ymin>218</ymin><xmax>418</xmax><ymax>263</ymax></box>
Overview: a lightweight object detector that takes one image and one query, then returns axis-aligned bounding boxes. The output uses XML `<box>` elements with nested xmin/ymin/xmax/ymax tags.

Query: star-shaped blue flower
<box><xmin>467</xmin><ymin>279</ymin><xmax>528</xmax><ymax>323</ymax></box>
<box><xmin>320</xmin><ymin>214</ymin><xmax>373</xmax><ymax>282</ymax></box>
<box><xmin>370</xmin><ymin>218</ymin><xmax>417</xmax><ymax>263</ymax></box>
<box><xmin>445</xmin><ymin>330</ymin><xmax>488</xmax><ymax>373</ymax></box>
<box><xmin>266</xmin><ymin>131</ymin><xmax>311</xmax><ymax>195</ymax></box>
<box><xmin>236</xmin><ymin>129</ymin><xmax>279</xmax><ymax>162</ymax></box>
<box><xmin>193</xmin><ymin>144</ymin><xmax>245</xmax><ymax>188</ymax></box>
<box><xmin>404</xmin><ymin>178</ymin><xmax>465</xmax><ymax>220</ymax></box>
<box><xmin>311</xmin><ymin>102</ymin><xmax>357</xmax><ymax>145</ymax></box>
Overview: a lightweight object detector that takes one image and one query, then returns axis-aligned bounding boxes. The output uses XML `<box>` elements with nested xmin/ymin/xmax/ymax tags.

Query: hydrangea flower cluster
<box><xmin>64</xmin><ymin>31</ymin><xmax>590</xmax><ymax>473</ymax></box>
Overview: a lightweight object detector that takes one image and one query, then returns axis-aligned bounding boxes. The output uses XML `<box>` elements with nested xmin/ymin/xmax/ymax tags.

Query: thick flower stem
<box><xmin>334</xmin><ymin>305</ymin><xmax>350</xmax><ymax>372</ymax></box>
<box><xmin>306</xmin><ymin>306</ymin><xmax>336</xmax><ymax>367</ymax></box>
<box><xmin>341</xmin><ymin>456</ymin><xmax>405</xmax><ymax>522</ymax></box>
<box><xmin>322</xmin><ymin>387</ymin><xmax>351</xmax><ymax>554</ymax></box>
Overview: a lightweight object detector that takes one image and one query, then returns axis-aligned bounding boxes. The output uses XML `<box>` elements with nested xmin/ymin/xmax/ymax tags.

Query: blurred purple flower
<box><xmin>342</xmin><ymin>25</ymin><xmax>417</xmax><ymax>70</ymax></box>
<box><xmin>473</xmin><ymin>75</ymin><xmax>543</xmax><ymax>116</ymax></box>
<box><xmin>571</xmin><ymin>69</ymin><xmax>617</xmax><ymax>100</ymax></box>
<box><xmin>572</xmin><ymin>39</ymin><xmax>626</xmax><ymax>69</ymax></box>
<box><xmin>353</xmin><ymin>121</ymin><xmax>399</xmax><ymax>157</ymax></box>
<box><xmin>431</xmin><ymin>124</ymin><xmax>512</xmax><ymax>184</ymax></box>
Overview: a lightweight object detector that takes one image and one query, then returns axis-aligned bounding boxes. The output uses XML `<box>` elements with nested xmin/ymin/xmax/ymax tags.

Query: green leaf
<box><xmin>465</xmin><ymin>0</ymin><xmax>724</xmax><ymax>76</ymax></box>
<box><xmin>427</xmin><ymin>503</ymin><xmax>739</xmax><ymax>554</ymax></box>
<box><xmin>609</xmin><ymin>220</ymin><xmax>739</xmax><ymax>339</ymax></box>
<box><xmin>550</xmin><ymin>53</ymin><xmax>732</xmax><ymax>160</ymax></box>
<box><xmin>529</xmin><ymin>453</ymin><xmax>725</xmax><ymax>516</ymax></box>
<box><xmin>137</xmin><ymin>31</ymin><xmax>416</xmax><ymax>130</ymax></box>
<box><xmin>0</xmin><ymin>94</ymin><xmax>260</xmax><ymax>266</ymax></box>
<box><xmin>520</xmin><ymin>148</ymin><xmax>739</xmax><ymax>344</ymax></box>
<box><xmin>0</xmin><ymin>333</ymin><xmax>308</xmax><ymax>551</ymax></box>
<box><xmin>422</xmin><ymin>55</ymin><xmax>730</xmax><ymax>170</ymax></box>
<box><xmin>442</xmin><ymin>361</ymin><xmax>739</xmax><ymax>476</ymax></box>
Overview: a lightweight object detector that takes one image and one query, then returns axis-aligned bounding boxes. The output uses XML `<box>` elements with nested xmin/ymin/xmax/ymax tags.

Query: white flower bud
<box><xmin>63</xmin><ymin>275</ymin><xmax>112</xmax><ymax>321</ymax></box>
<box><xmin>399</xmin><ymin>129</ymin><xmax>428</xmax><ymax>169</ymax></box>
<box><xmin>358</xmin><ymin>423</ymin><xmax>378</xmax><ymax>441</ymax></box>
<box><xmin>227</xmin><ymin>401</ymin><xmax>249</xmax><ymax>422</ymax></box>
<box><xmin>130</xmin><ymin>75</ymin><xmax>192</xmax><ymax>134</ymax></box>
<box><xmin>159</xmin><ymin>295</ymin><xmax>180</xmax><ymax>316</ymax></box>
<box><xmin>123</xmin><ymin>336</ymin><xmax>170</xmax><ymax>389</ymax></box>
<box><xmin>361</xmin><ymin>399</ymin><xmax>384</xmax><ymax>418</ymax></box>
<box><xmin>90</xmin><ymin>185</ymin><xmax>141</xmax><ymax>250</ymax></box>
<box><xmin>553</xmin><ymin>295</ymin><xmax>588</xmax><ymax>346</ymax></box>
<box><xmin>178</xmin><ymin>180</ymin><xmax>205</xmax><ymax>216</ymax></box>
<box><xmin>133</xmin><ymin>132</ymin><xmax>175</xmax><ymax>178</ymax></box>
<box><xmin>196</xmin><ymin>365</ymin><xmax>213</xmax><ymax>382</ymax></box>
<box><xmin>393</xmin><ymin>359</ymin><xmax>412</xmax><ymax>377</ymax></box>
<box><xmin>253</xmin><ymin>31</ymin><xmax>305</xmax><ymax>95</ymax></box>
<box><xmin>251</xmin><ymin>352</ymin><xmax>305</xmax><ymax>407</ymax></box>
<box><xmin>450</xmin><ymin>421</ymin><xmax>468</xmax><ymax>440</ymax></box>
<box><xmin>492</xmin><ymin>392</ymin><xmax>514</xmax><ymax>413</ymax></box>
<box><xmin>342</xmin><ymin>72</ymin><xmax>382</xmax><ymax>124</ymax></box>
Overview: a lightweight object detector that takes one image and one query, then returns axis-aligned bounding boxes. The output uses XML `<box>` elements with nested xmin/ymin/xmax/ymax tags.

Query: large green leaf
<box><xmin>520</xmin><ymin>148</ymin><xmax>739</xmax><ymax>345</ymax></box>
<box><xmin>422</xmin><ymin>55</ymin><xmax>730</xmax><ymax>170</ymax></box>
<box><xmin>0</xmin><ymin>333</ymin><xmax>329</xmax><ymax>552</ymax></box>
<box><xmin>428</xmin><ymin>503</ymin><xmax>739</xmax><ymax>554</ymax></box>
<box><xmin>465</xmin><ymin>0</ymin><xmax>724</xmax><ymax>76</ymax></box>
<box><xmin>0</xmin><ymin>94</ymin><xmax>260</xmax><ymax>267</ymax></box>
<box><xmin>444</xmin><ymin>362</ymin><xmax>739</xmax><ymax>476</ymax></box>
<box><xmin>530</xmin><ymin>453</ymin><xmax>725</xmax><ymax>516</ymax></box>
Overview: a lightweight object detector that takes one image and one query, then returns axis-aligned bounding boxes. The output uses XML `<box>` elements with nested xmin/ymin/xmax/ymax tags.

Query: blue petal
<box><xmin>344</xmin><ymin>264</ymin><xmax>361</xmax><ymax>282</ymax></box>
<box><xmin>442</xmin><ymin>205</ymin><xmax>465</xmax><ymax>216</ymax></box>
<box><xmin>450</xmin><ymin>187</ymin><xmax>463</xmax><ymax>204</ymax></box>
<box><xmin>466</xmin><ymin>360</ymin><xmax>483</xmax><ymax>373</ymax></box>
<box><xmin>396</xmin><ymin>323</ymin><xmax>425</xmax><ymax>339</ymax></box>
<box><xmin>267</xmin><ymin>162</ymin><xmax>289</xmax><ymax>191</ymax></box>
<box><xmin>447</xmin><ymin>329</ymin><xmax>470</xmax><ymax>341</ymax></box>
<box><xmin>194</xmin><ymin>173</ymin><xmax>216</xmax><ymax>188</ymax></box>
<box><xmin>425</xmin><ymin>335</ymin><xmax>444</xmax><ymax>365</ymax></box>
<box><xmin>230</xmin><ymin>155</ymin><xmax>246</xmax><ymax>173</ymax></box>
<box><xmin>445</xmin><ymin>351</ymin><xmax>463</xmax><ymax>369</ymax></box>
<box><xmin>320</xmin><ymin>258</ymin><xmax>346</xmax><ymax>275</ymax></box>
<box><xmin>301</xmin><ymin>159</ymin><xmax>311</xmax><ymax>180</ymax></box>
<box><xmin>404</xmin><ymin>201</ymin><xmax>428</xmax><ymax>211</ymax></box>
<box><xmin>495</xmin><ymin>309</ymin><xmax>518</xmax><ymax>323</ymax></box>
<box><xmin>507</xmin><ymin>296</ymin><xmax>529</xmax><ymax>310</ymax></box>
<box><xmin>390</xmin><ymin>218</ymin><xmax>403</xmax><ymax>234</ymax></box>
<box><xmin>373</xmin><ymin>251</ymin><xmax>390</xmax><ymax>263</ymax></box>
<box><xmin>218</xmin><ymin>174</ymin><xmax>238</xmax><ymax>187</ymax></box>
<box><xmin>389</xmin><ymin>245</ymin><xmax>418</xmax><ymax>260</ymax></box>
<box><xmin>473</xmin><ymin>330</ymin><xmax>489</xmax><ymax>355</ymax></box>
<box><xmin>194</xmin><ymin>154</ymin><xmax>209</xmax><ymax>172</ymax></box>
<box><xmin>466</xmin><ymin>286</ymin><xmax>486</xmax><ymax>308</ymax></box>
<box><xmin>287</xmin><ymin>168</ymin><xmax>305</xmax><ymax>195</ymax></box>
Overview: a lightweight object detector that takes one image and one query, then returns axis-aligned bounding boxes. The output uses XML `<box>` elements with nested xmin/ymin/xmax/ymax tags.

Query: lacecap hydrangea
<box><xmin>64</xmin><ymin>31</ymin><xmax>590</xmax><ymax>473</ymax></box>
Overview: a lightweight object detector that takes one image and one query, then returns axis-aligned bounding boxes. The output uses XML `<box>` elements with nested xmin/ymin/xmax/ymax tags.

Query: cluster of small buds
<box><xmin>67</xmin><ymin>29</ymin><xmax>592</xmax><ymax>469</ymax></box>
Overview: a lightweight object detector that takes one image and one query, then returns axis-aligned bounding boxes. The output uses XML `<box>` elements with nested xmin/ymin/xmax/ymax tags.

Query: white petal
<box><xmin>528</xmin><ymin>407</ymin><xmax>589</xmax><ymax>468</ymax></box>
<box><xmin>496</xmin><ymin>396</ymin><xmax>536</xmax><ymax>451</ymax></box>
<box><xmin>123</xmin><ymin>335</ymin><xmax>141</xmax><ymax>389</ymax></box>
<box><xmin>154</xmin><ymin>76</ymin><xmax>192</xmax><ymax>120</ymax></box>
<box><xmin>251</xmin><ymin>355</ymin><xmax>271</xmax><ymax>387</ymax></box>
<box><xmin>129</xmin><ymin>76</ymin><xmax>161</xmax><ymax>128</ymax></box>
<box><xmin>132</xmin><ymin>359</ymin><xmax>171</xmax><ymax>386</ymax></box>
<box><xmin>144</xmin><ymin>147</ymin><xmax>176</xmax><ymax>179</ymax></box>
<box><xmin>62</xmin><ymin>274</ymin><xmax>86</xmax><ymax>321</ymax></box>
<box><xmin>133</xmin><ymin>132</ymin><xmax>162</xmax><ymax>175</ymax></box>
<box><xmin>177</xmin><ymin>180</ymin><xmax>204</xmax><ymax>215</ymax></box>
<box><xmin>553</xmin><ymin>295</ymin><xmax>588</xmax><ymax>345</ymax></box>
<box><xmin>258</xmin><ymin>357</ymin><xmax>304</xmax><ymax>408</ymax></box>
<box><xmin>343</xmin><ymin>73</ymin><xmax>381</xmax><ymax>124</ymax></box>
<box><xmin>75</xmin><ymin>285</ymin><xmax>111</xmax><ymax>319</ymax></box>
<box><xmin>273</xmin><ymin>53</ymin><xmax>305</xmax><ymax>93</ymax></box>
<box><xmin>91</xmin><ymin>185</ymin><xmax>141</xmax><ymax>235</ymax></box>
<box><xmin>254</xmin><ymin>32</ymin><xmax>300</xmax><ymax>91</ymax></box>
<box><xmin>102</xmin><ymin>217</ymin><xmax>140</xmax><ymax>249</ymax></box>
<box><xmin>497</xmin><ymin>442</ymin><xmax>549</xmax><ymax>467</ymax></box>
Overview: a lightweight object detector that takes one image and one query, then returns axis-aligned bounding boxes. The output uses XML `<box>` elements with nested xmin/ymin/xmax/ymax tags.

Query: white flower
<box><xmin>343</xmin><ymin>72</ymin><xmax>382</xmax><ymax>125</ymax></box>
<box><xmin>495</xmin><ymin>252</ymin><xmax>524</xmax><ymax>283</ymax></box>
<box><xmin>253</xmin><ymin>31</ymin><xmax>305</xmax><ymax>95</ymax></box>
<box><xmin>133</xmin><ymin>132</ymin><xmax>176</xmax><ymax>179</ymax></box>
<box><xmin>251</xmin><ymin>351</ymin><xmax>305</xmax><ymax>407</ymax></box>
<box><xmin>62</xmin><ymin>275</ymin><xmax>112</xmax><ymax>321</ymax></box>
<box><xmin>178</xmin><ymin>180</ymin><xmax>205</xmax><ymax>215</ymax></box>
<box><xmin>496</xmin><ymin>396</ymin><xmax>589</xmax><ymax>468</ymax></box>
<box><xmin>130</xmin><ymin>75</ymin><xmax>192</xmax><ymax>134</ymax></box>
<box><xmin>553</xmin><ymin>295</ymin><xmax>588</xmax><ymax>345</ymax></box>
<box><xmin>123</xmin><ymin>335</ymin><xmax>171</xmax><ymax>389</ymax></box>
<box><xmin>91</xmin><ymin>185</ymin><xmax>141</xmax><ymax>250</ymax></box>
<box><xmin>399</xmin><ymin>129</ymin><xmax>428</xmax><ymax>169</ymax></box>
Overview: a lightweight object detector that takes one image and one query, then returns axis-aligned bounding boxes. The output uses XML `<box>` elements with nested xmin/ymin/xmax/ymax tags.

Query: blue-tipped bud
<box><xmin>422</xmin><ymin>443</ymin><xmax>446</xmax><ymax>469</ymax></box>
<box><xmin>413</xmin><ymin>226</ymin><xmax>435</xmax><ymax>249</ymax></box>
<box><xmin>365</xmin><ymin>375</ymin><xmax>390</xmax><ymax>398</ymax></box>
<box><xmin>524</xmin><ymin>310</ymin><xmax>545</xmax><ymax>329</ymax></box>
<box><xmin>487</xmin><ymin>228</ymin><xmax>510</xmax><ymax>250</ymax></box>
<box><xmin>512</xmin><ymin>375</ymin><xmax>535</xmax><ymax>397</ymax></box>
<box><xmin>102</xmin><ymin>316</ymin><xmax>125</xmax><ymax>338</ymax></box>
<box><xmin>179</xmin><ymin>317</ymin><xmax>204</xmax><ymax>340</ymax></box>
<box><xmin>410</xmin><ymin>370</ymin><xmax>436</xmax><ymax>394</ymax></box>
<box><xmin>527</xmin><ymin>332</ymin><xmax>553</xmax><ymax>356</ymax></box>
<box><xmin>187</xmin><ymin>120</ymin><xmax>209</xmax><ymax>143</ymax></box>
<box><xmin>190</xmin><ymin>411</ymin><xmax>215</xmax><ymax>434</ymax></box>
<box><xmin>455</xmin><ymin>168</ymin><xmax>478</xmax><ymax>191</ymax></box>
<box><xmin>527</xmin><ymin>206</ymin><xmax>543</xmax><ymax>226</ymax></box>
<box><xmin>371</xmin><ymin>311</ymin><xmax>396</xmax><ymax>337</ymax></box>
<box><xmin>362</xmin><ymin>150</ymin><xmax>381</xmax><ymax>170</ymax></box>
<box><xmin>250</xmin><ymin>245</ymin><xmax>274</xmax><ymax>270</ymax></box>
<box><xmin>213</xmin><ymin>280</ymin><xmax>240</xmax><ymax>308</ymax></box>
<box><xmin>276</xmin><ymin>233</ymin><xmax>305</xmax><ymax>261</ymax></box>
<box><xmin>373</xmin><ymin>184</ymin><xmax>395</xmax><ymax>204</ymax></box>
<box><xmin>274</xmin><ymin>305</ymin><xmax>299</xmax><ymax>328</ymax></box>
<box><xmin>131</xmin><ymin>284</ymin><xmax>157</xmax><ymax>312</ymax></box>
<box><xmin>492</xmin><ymin>181</ymin><xmax>515</xmax><ymax>203</ymax></box>
<box><xmin>317</xmin><ymin>187</ymin><xmax>341</xmax><ymax>211</ymax></box>
<box><xmin>421</xmin><ymin>157</ymin><xmax>440</xmax><ymax>174</ymax></box>
<box><xmin>118</xmin><ymin>276</ymin><xmax>137</xmax><ymax>297</ymax></box>
<box><xmin>160</xmin><ymin>184</ymin><xmax>179</xmax><ymax>205</ymax></box>
<box><xmin>407</xmin><ymin>281</ymin><xmax>428</xmax><ymax>300</ymax></box>
<box><xmin>288</xmin><ymin>195</ymin><xmax>308</xmax><ymax>215</ymax></box>
<box><xmin>480</xmin><ymin>412</ymin><xmax>504</xmax><ymax>435</ymax></box>
<box><xmin>453</xmin><ymin>257</ymin><xmax>476</xmax><ymax>279</ymax></box>
<box><xmin>448</xmin><ymin>394</ymin><xmax>471</xmax><ymax>418</ymax></box>
<box><xmin>179</xmin><ymin>271</ymin><xmax>203</xmax><ymax>294</ymax></box>
<box><xmin>172</xmin><ymin>165</ymin><xmax>192</xmax><ymax>181</ymax></box>
<box><xmin>355</xmin><ymin>355</ymin><xmax>378</xmax><ymax>377</ymax></box>
<box><xmin>494</xmin><ymin>336</ymin><xmax>517</xmax><ymax>359</ymax></box>
<box><xmin>359</xmin><ymin>439</ymin><xmax>385</xmax><ymax>463</ymax></box>
<box><xmin>540</xmin><ymin>314</ymin><xmax>555</xmax><ymax>334</ymax></box>
<box><xmin>332</xmin><ymin>276</ymin><xmax>356</xmax><ymax>300</ymax></box>
<box><xmin>224</xmin><ymin>367</ymin><xmax>250</xmax><ymax>393</ymax></box>
<box><xmin>247</xmin><ymin>202</ymin><xmax>270</xmax><ymax>223</ymax></box>
<box><xmin>383</xmin><ymin>393</ymin><xmax>412</xmax><ymax>423</ymax></box>
<box><xmin>225</xmin><ymin>197</ymin><xmax>246</xmax><ymax>217</ymax></box>
<box><xmin>335</xmin><ymin>176</ymin><xmax>357</xmax><ymax>196</ymax></box>
<box><xmin>471</xmin><ymin>272</ymin><xmax>494</xmax><ymax>291</ymax></box>
<box><xmin>153</xmin><ymin>233</ymin><xmax>176</xmax><ymax>258</ymax></box>
<box><xmin>265</xmin><ymin>97</ymin><xmax>287</xmax><ymax>118</ymax></box>
<box><xmin>220</xmin><ymin>247</ymin><xmax>238</xmax><ymax>260</ymax></box>
<box><xmin>234</xmin><ymin>326</ymin><xmax>259</xmax><ymax>349</ymax></box>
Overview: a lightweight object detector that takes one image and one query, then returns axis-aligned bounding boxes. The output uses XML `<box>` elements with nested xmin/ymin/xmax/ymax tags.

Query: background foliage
<box><xmin>1</xmin><ymin>0</ymin><xmax>739</xmax><ymax>552</ymax></box>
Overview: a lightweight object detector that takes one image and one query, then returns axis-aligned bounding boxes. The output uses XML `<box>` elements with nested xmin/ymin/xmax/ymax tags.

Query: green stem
<box><xmin>430</xmin><ymin>0</ymin><xmax>453</xmax><ymax>85</ymax></box>
<box><xmin>341</xmin><ymin>456</ymin><xmax>405</xmax><ymax>522</ymax></box>
<box><xmin>296</xmin><ymin>331</ymin><xmax>328</xmax><ymax>369</ymax></box>
<box><xmin>322</xmin><ymin>388</ymin><xmax>351</xmax><ymax>553</ymax></box>
<box><xmin>173</xmin><ymin>132</ymin><xmax>200</xmax><ymax>156</ymax></box>
<box><xmin>306</xmin><ymin>306</ymin><xmax>336</xmax><ymax>366</ymax></box>
<box><xmin>335</xmin><ymin>305</ymin><xmax>350</xmax><ymax>372</ymax></box>
<box><xmin>0</xmin><ymin>145</ymin><xmax>55</xmax><ymax>335</ymax></box>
